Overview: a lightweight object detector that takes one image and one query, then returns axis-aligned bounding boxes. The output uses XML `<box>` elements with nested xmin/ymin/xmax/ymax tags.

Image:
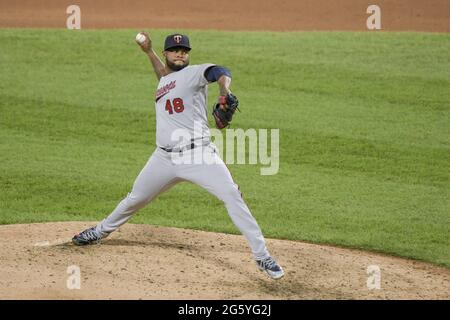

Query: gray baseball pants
<box><xmin>96</xmin><ymin>144</ymin><xmax>270</xmax><ymax>260</ymax></box>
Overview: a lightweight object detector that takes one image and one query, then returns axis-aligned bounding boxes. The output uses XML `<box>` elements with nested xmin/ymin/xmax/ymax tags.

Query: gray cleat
<box><xmin>72</xmin><ymin>226</ymin><xmax>105</xmax><ymax>245</ymax></box>
<box><xmin>255</xmin><ymin>256</ymin><xmax>284</xmax><ymax>279</ymax></box>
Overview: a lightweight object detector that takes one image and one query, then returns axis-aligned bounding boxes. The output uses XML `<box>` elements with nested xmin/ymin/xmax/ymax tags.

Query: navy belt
<box><xmin>160</xmin><ymin>140</ymin><xmax>210</xmax><ymax>153</ymax></box>
<box><xmin>160</xmin><ymin>143</ymin><xmax>194</xmax><ymax>153</ymax></box>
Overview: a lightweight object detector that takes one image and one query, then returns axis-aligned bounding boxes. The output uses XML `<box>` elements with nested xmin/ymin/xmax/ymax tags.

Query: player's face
<box><xmin>164</xmin><ymin>47</ymin><xmax>190</xmax><ymax>71</ymax></box>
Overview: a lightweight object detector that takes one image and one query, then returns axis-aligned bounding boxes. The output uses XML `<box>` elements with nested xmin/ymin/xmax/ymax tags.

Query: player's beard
<box><xmin>166</xmin><ymin>57</ymin><xmax>189</xmax><ymax>71</ymax></box>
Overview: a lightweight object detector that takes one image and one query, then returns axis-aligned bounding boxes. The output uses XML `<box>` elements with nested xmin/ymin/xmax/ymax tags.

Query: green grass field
<box><xmin>1</xmin><ymin>29</ymin><xmax>449</xmax><ymax>267</ymax></box>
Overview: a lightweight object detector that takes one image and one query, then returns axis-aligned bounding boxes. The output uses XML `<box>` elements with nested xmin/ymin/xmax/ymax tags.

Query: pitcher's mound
<box><xmin>0</xmin><ymin>222</ymin><xmax>448</xmax><ymax>299</ymax></box>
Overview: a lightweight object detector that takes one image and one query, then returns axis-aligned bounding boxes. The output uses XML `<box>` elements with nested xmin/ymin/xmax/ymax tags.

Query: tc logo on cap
<box><xmin>174</xmin><ymin>35</ymin><xmax>182</xmax><ymax>43</ymax></box>
<box><xmin>164</xmin><ymin>34</ymin><xmax>191</xmax><ymax>51</ymax></box>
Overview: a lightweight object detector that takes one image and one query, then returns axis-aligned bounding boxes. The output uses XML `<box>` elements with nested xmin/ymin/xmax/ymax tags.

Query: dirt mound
<box><xmin>0</xmin><ymin>0</ymin><xmax>449</xmax><ymax>32</ymax></box>
<box><xmin>0</xmin><ymin>222</ymin><xmax>449</xmax><ymax>299</ymax></box>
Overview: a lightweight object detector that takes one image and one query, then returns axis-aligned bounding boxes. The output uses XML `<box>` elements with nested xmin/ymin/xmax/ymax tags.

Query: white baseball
<box><xmin>135</xmin><ymin>33</ymin><xmax>146</xmax><ymax>45</ymax></box>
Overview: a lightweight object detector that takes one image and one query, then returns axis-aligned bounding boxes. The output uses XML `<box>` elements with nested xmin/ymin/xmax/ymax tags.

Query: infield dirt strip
<box><xmin>0</xmin><ymin>222</ymin><xmax>449</xmax><ymax>299</ymax></box>
<box><xmin>0</xmin><ymin>0</ymin><xmax>449</xmax><ymax>32</ymax></box>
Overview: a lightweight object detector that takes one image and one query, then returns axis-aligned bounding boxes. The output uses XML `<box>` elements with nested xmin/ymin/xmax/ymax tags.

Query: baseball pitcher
<box><xmin>72</xmin><ymin>32</ymin><xmax>284</xmax><ymax>280</ymax></box>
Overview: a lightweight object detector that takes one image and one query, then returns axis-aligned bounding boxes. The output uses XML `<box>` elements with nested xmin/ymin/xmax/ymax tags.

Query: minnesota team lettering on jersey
<box><xmin>156</xmin><ymin>80</ymin><xmax>176</xmax><ymax>101</ymax></box>
<box><xmin>155</xmin><ymin>63</ymin><xmax>215</xmax><ymax>149</ymax></box>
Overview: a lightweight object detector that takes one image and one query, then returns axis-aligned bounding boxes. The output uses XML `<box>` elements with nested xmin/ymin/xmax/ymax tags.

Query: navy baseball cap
<box><xmin>164</xmin><ymin>34</ymin><xmax>191</xmax><ymax>51</ymax></box>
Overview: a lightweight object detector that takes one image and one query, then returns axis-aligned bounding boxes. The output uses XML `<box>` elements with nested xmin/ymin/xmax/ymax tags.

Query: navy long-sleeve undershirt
<box><xmin>204</xmin><ymin>66</ymin><xmax>232</xmax><ymax>82</ymax></box>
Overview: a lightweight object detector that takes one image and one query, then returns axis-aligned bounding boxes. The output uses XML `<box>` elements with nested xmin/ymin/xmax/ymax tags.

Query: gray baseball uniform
<box><xmin>95</xmin><ymin>63</ymin><xmax>270</xmax><ymax>260</ymax></box>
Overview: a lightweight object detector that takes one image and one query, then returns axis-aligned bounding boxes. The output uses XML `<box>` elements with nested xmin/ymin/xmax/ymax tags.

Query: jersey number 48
<box><xmin>165</xmin><ymin>98</ymin><xmax>185</xmax><ymax>114</ymax></box>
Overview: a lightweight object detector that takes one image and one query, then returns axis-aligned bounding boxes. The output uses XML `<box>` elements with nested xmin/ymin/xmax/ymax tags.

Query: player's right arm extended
<box><xmin>146</xmin><ymin>50</ymin><xmax>167</xmax><ymax>80</ymax></box>
<box><xmin>136</xmin><ymin>32</ymin><xmax>167</xmax><ymax>80</ymax></box>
